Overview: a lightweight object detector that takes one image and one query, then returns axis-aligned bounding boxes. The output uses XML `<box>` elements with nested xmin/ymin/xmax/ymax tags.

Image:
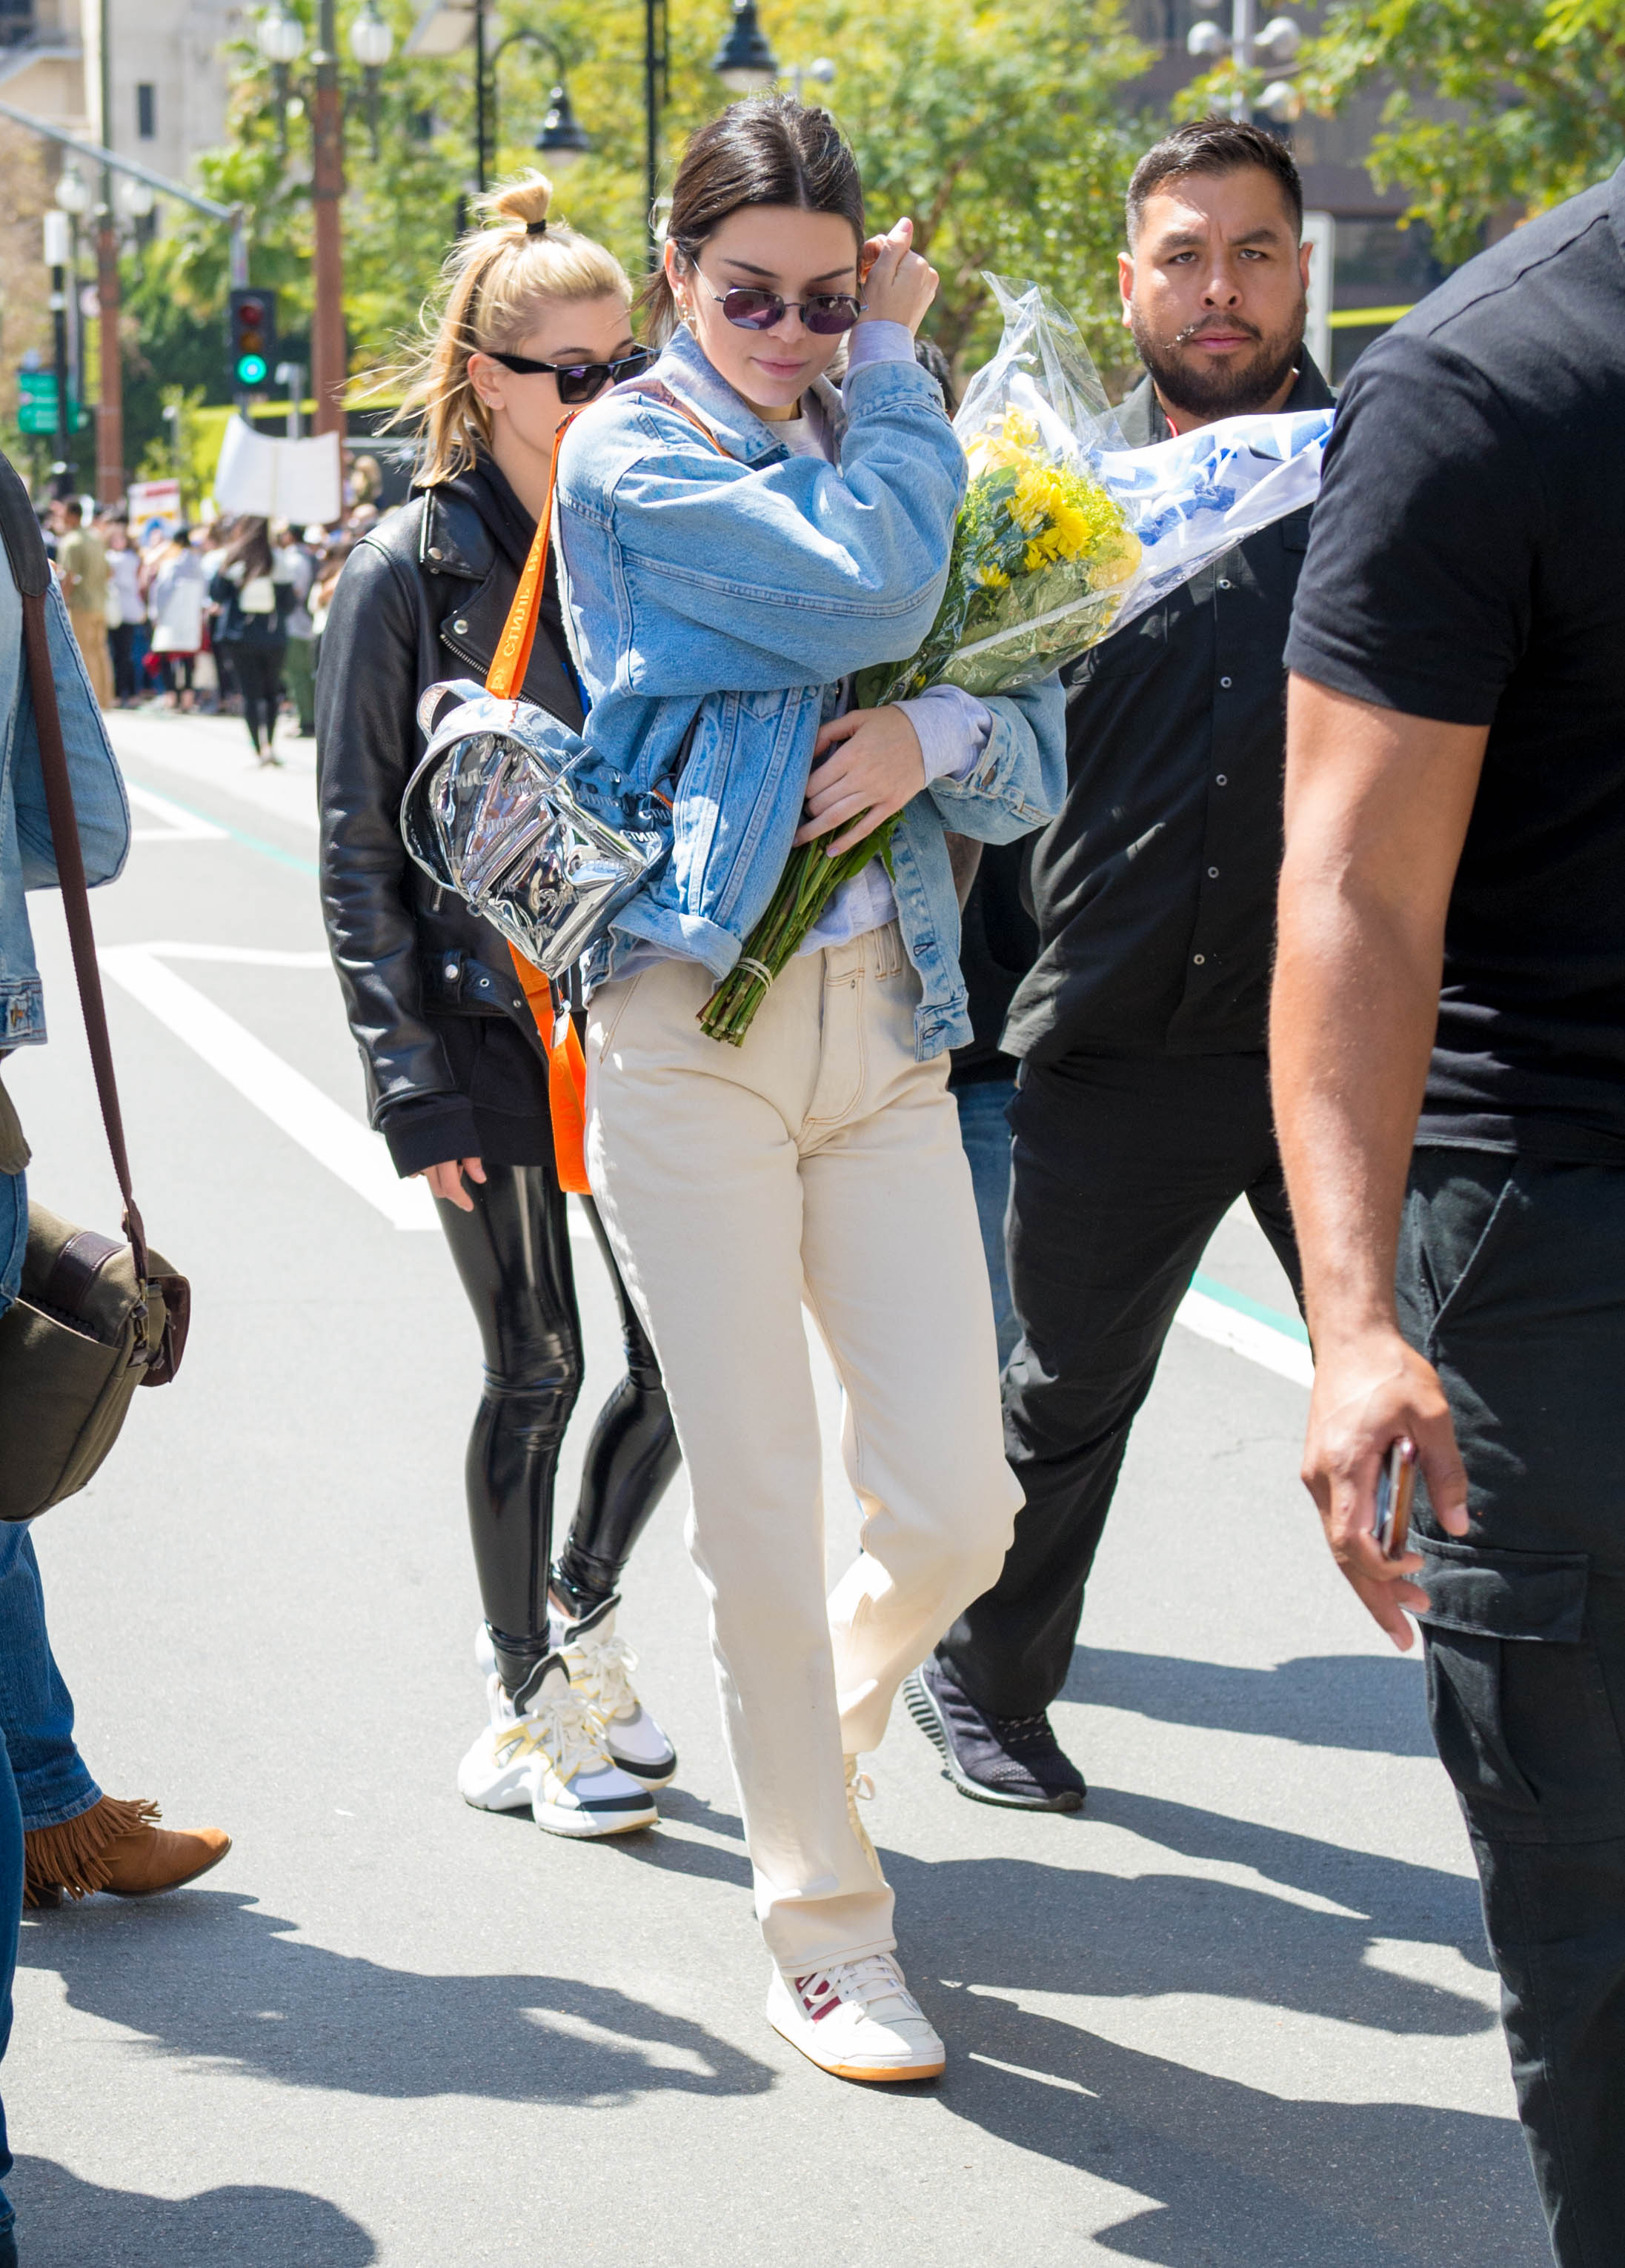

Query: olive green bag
<box><xmin>0</xmin><ymin>453</ymin><xmax>189</xmax><ymax>1520</ymax></box>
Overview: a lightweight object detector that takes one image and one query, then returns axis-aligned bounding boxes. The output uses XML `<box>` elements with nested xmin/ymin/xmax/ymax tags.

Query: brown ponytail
<box><xmin>379</xmin><ymin>170</ymin><xmax>631</xmax><ymax>485</ymax></box>
<box><xmin>642</xmin><ymin>96</ymin><xmax>865</xmax><ymax>345</ymax></box>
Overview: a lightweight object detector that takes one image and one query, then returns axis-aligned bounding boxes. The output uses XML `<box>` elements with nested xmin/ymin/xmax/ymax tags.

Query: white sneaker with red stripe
<box><xmin>767</xmin><ymin>1954</ymin><xmax>946</xmax><ymax>2083</ymax></box>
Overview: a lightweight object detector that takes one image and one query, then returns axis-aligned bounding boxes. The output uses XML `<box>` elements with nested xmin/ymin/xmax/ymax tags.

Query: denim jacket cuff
<box><xmin>839</xmin><ymin>354</ymin><xmax>946</xmax><ymax>418</ymax></box>
<box><xmin>610</xmin><ymin>898</ymin><xmax>740</xmax><ymax>981</ymax></box>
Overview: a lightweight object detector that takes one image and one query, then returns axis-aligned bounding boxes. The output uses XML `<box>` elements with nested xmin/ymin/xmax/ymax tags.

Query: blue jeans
<box><xmin>0</xmin><ymin>1174</ymin><xmax>30</xmax><ymax>2238</ymax></box>
<box><xmin>0</xmin><ymin>1172</ymin><xmax>101</xmax><ymax>1832</ymax></box>
<box><xmin>953</xmin><ymin>1075</ymin><xmax>1020</xmax><ymax>1366</ymax></box>
<box><xmin>0</xmin><ymin>1728</ymin><xmax>19</xmax><ymax>2243</ymax></box>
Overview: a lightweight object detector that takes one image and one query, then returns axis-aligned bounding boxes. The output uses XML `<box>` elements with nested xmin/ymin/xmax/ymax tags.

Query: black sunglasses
<box><xmin>486</xmin><ymin>345</ymin><xmax>655</xmax><ymax>404</ymax></box>
<box><xmin>699</xmin><ymin>275</ymin><xmax>866</xmax><ymax>337</ymax></box>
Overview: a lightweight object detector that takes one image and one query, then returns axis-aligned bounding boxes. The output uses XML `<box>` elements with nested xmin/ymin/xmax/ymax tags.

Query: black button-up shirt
<box><xmin>1003</xmin><ymin>356</ymin><xmax>1334</xmax><ymax>1065</ymax></box>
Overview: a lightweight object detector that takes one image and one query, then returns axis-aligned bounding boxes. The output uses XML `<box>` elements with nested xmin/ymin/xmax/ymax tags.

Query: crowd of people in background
<box><xmin>36</xmin><ymin>482</ymin><xmax>373</xmax><ymax>762</ymax></box>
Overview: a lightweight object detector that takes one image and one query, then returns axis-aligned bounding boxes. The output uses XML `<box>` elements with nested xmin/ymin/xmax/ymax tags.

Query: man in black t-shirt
<box><xmin>909</xmin><ymin>120</ymin><xmax>1326</xmax><ymax>1810</ymax></box>
<box><xmin>1276</xmin><ymin>164</ymin><xmax>1625</xmax><ymax>2267</ymax></box>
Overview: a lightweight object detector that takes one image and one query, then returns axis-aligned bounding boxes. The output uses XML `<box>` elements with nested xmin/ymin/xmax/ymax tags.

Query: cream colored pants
<box><xmin>585</xmin><ymin>923</ymin><xmax>1021</xmax><ymax>1977</ymax></box>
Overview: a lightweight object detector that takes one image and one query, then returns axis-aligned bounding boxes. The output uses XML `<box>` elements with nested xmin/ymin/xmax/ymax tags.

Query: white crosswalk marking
<box><xmin>125</xmin><ymin>782</ymin><xmax>230</xmax><ymax>844</ymax></box>
<box><xmin>98</xmin><ymin>941</ymin><xmax>439</xmax><ymax>1231</ymax></box>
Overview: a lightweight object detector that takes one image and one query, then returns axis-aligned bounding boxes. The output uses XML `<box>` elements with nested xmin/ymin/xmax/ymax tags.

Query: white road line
<box><xmin>132</xmin><ymin>940</ymin><xmax>332</xmax><ymax>968</ymax></box>
<box><xmin>108</xmin><ymin>712</ymin><xmax>319</xmax><ymax>834</ymax></box>
<box><xmin>1174</xmin><ymin>1286</ymin><xmax>1314</xmax><ymax>1387</ymax></box>
<box><xmin>126</xmin><ymin>782</ymin><xmax>230</xmax><ymax>844</ymax></box>
<box><xmin>966</xmin><ymin>2052</ymin><xmax>1098</xmax><ymax>2097</ymax></box>
<box><xmin>98</xmin><ymin>943</ymin><xmax>439</xmax><ymax>1231</ymax></box>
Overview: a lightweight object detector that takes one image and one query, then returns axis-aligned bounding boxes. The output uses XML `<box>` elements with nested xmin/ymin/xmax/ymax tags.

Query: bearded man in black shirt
<box><xmin>1275</xmin><ymin>164</ymin><xmax>1625</xmax><ymax>2266</ymax></box>
<box><xmin>906</xmin><ymin>120</ymin><xmax>1332</xmax><ymax>1807</ymax></box>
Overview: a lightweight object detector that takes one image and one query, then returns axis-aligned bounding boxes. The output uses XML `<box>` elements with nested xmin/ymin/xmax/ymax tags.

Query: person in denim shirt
<box><xmin>0</xmin><ymin>478</ymin><xmax>231</xmax><ymax>2256</ymax></box>
<box><xmin>556</xmin><ymin>100</ymin><xmax>1064</xmax><ymax>2086</ymax></box>
<box><xmin>0</xmin><ymin>502</ymin><xmax>129</xmax><ymax>2265</ymax></box>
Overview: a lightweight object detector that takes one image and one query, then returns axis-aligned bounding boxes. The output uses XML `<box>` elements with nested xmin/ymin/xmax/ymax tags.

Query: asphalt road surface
<box><xmin>3</xmin><ymin>708</ymin><xmax>1546</xmax><ymax>2268</ymax></box>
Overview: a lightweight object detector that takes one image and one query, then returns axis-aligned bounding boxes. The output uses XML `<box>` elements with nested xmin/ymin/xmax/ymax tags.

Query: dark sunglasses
<box><xmin>702</xmin><ymin>281</ymin><xmax>865</xmax><ymax>336</ymax></box>
<box><xmin>486</xmin><ymin>345</ymin><xmax>655</xmax><ymax>403</ymax></box>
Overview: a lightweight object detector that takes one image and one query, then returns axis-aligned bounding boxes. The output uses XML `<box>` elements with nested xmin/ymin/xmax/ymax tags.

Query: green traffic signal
<box><xmin>236</xmin><ymin>353</ymin><xmax>269</xmax><ymax>386</ymax></box>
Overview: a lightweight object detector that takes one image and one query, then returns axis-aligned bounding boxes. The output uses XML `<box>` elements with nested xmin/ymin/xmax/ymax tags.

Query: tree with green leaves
<box><xmin>1293</xmin><ymin>0</ymin><xmax>1625</xmax><ymax>265</ymax></box>
<box><xmin>124</xmin><ymin>0</ymin><xmax>1154</xmax><ymax>452</ymax></box>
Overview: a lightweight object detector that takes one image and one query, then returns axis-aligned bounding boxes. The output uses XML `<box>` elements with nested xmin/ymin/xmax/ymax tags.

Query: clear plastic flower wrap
<box><xmin>857</xmin><ymin>275</ymin><xmax>1332</xmax><ymax>707</ymax></box>
<box><xmin>699</xmin><ymin>278</ymin><xmax>1333</xmax><ymax>1045</ymax></box>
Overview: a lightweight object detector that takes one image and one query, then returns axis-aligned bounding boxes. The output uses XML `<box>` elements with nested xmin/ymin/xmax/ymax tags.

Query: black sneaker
<box><xmin>905</xmin><ymin>1656</ymin><xmax>1086</xmax><ymax>1812</ymax></box>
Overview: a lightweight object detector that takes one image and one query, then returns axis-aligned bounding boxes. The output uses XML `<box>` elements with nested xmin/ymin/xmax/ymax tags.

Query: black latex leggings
<box><xmin>228</xmin><ymin>642</ymin><xmax>285</xmax><ymax>751</ymax></box>
<box><xmin>435</xmin><ymin>1163</ymin><xmax>681</xmax><ymax>1693</ymax></box>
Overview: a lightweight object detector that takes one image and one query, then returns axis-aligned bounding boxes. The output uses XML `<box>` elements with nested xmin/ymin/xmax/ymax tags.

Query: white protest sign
<box><xmin>127</xmin><ymin>477</ymin><xmax>182</xmax><ymax>533</ymax></box>
<box><xmin>213</xmin><ymin>416</ymin><xmax>342</xmax><ymax>526</ymax></box>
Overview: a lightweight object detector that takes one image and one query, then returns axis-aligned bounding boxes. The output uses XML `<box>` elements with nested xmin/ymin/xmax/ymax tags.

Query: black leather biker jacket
<box><xmin>315</xmin><ymin>470</ymin><xmax>582</xmax><ymax>1173</ymax></box>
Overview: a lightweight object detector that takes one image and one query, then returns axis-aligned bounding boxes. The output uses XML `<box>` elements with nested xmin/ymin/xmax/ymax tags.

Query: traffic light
<box><xmin>228</xmin><ymin>288</ymin><xmax>277</xmax><ymax>390</ymax></box>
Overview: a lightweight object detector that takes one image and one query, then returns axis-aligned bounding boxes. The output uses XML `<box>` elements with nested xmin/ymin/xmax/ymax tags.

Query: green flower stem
<box><xmin>699</xmin><ymin>815</ymin><xmax>901</xmax><ymax>1045</ymax></box>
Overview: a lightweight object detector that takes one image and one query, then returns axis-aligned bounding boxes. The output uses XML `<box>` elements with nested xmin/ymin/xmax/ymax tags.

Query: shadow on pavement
<box><xmin>866</xmin><ymin>1796</ymin><xmax>1538</xmax><ymax>2267</ymax></box>
<box><xmin>16</xmin><ymin>1896</ymin><xmax>771</xmax><ymax>2104</ymax></box>
<box><xmin>928</xmin><ymin>2000</ymin><xmax>1542</xmax><ymax>2268</ymax></box>
<box><xmin>1063</xmin><ymin>1647</ymin><xmax>1437</xmax><ymax>1757</ymax></box>
<box><xmin>4</xmin><ymin>2156</ymin><xmax>376</xmax><ymax>2268</ymax></box>
<box><xmin>887</xmin><ymin>1821</ymin><xmax>1490</xmax><ymax>2047</ymax></box>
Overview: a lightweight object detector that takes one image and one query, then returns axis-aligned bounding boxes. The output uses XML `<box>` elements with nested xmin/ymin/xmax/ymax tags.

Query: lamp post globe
<box><xmin>256</xmin><ymin>4</ymin><xmax>308</xmax><ymax>64</ymax></box>
<box><xmin>1186</xmin><ymin>16</ymin><xmax>1228</xmax><ymax>57</ymax></box>
<box><xmin>713</xmin><ymin>0</ymin><xmax>778</xmax><ymax>94</ymax></box>
<box><xmin>116</xmin><ymin>176</ymin><xmax>156</xmax><ymax>222</ymax></box>
<box><xmin>349</xmin><ymin>6</ymin><xmax>393</xmax><ymax>68</ymax></box>
<box><xmin>54</xmin><ymin>166</ymin><xmax>93</xmax><ymax>216</ymax></box>
<box><xmin>536</xmin><ymin>82</ymin><xmax>591</xmax><ymax>173</ymax></box>
<box><xmin>1257</xmin><ymin>14</ymin><xmax>1303</xmax><ymax>64</ymax></box>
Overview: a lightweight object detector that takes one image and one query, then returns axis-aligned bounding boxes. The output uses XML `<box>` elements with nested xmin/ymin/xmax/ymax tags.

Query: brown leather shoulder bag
<box><xmin>0</xmin><ymin>452</ymin><xmax>189</xmax><ymax>1520</ymax></box>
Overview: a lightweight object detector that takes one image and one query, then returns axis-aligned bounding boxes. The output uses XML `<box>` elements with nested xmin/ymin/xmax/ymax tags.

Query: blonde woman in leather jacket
<box><xmin>316</xmin><ymin>175</ymin><xmax>680</xmax><ymax>1840</ymax></box>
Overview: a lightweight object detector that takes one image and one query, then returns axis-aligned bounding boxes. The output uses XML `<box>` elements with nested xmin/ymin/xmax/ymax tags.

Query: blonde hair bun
<box><xmin>373</xmin><ymin>169</ymin><xmax>632</xmax><ymax>485</ymax></box>
<box><xmin>479</xmin><ymin>171</ymin><xmax>554</xmax><ymax>231</ymax></box>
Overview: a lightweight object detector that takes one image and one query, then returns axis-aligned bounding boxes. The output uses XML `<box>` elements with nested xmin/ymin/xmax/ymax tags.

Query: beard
<box><xmin>1129</xmin><ymin>305</ymin><xmax>1304</xmax><ymax>422</ymax></box>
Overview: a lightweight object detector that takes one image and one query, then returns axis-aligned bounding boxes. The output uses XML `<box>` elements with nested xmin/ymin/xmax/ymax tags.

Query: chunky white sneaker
<box><xmin>767</xmin><ymin>1955</ymin><xmax>946</xmax><ymax>2084</ymax></box>
<box><xmin>474</xmin><ymin>1609</ymin><xmax>677</xmax><ymax>1790</ymax></box>
<box><xmin>551</xmin><ymin>1594</ymin><xmax>678</xmax><ymax>1791</ymax></box>
<box><xmin>456</xmin><ymin>1657</ymin><xmax>657</xmax><ymax>1838</ymax></box>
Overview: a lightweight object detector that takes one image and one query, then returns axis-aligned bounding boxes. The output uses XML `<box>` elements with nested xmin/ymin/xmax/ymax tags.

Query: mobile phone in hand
<box><xmin>1373</xmin><ymin>1438</ymin><xmax>1417</xmax><ymax>1560</ymax></box>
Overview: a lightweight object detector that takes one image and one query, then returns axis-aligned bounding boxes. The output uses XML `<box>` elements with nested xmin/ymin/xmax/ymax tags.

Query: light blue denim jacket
<box><xmin>554</xmin><ymin>323</ymin><xmax>1066</xmax><ymax>1058</ymax></box>
<box><xmin>0</xmin><ymin>560</ymin><xmax>130</xmax><ymax>1047</ymax></box>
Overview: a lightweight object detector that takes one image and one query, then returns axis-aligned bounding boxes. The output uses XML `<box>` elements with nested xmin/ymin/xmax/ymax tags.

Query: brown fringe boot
<box><xmin>24</xmin><ymin>1796</ymin><xmax>231</xmax><ymax>1907</ymax></box>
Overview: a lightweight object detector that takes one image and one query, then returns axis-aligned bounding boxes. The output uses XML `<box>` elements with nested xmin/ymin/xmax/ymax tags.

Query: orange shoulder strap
<box><xmin>506</xmin><ymin>942</ymin><xmax>591</xmax><ymax>1194</ymax></box>
<box><xmin>485</xmin><ymin>412</ymin><xmax>575</xmax><ymax>702</ymax></box>
<box><xmin>496</xmin><ymin>382</ymin><xmax>726</xmax><ymax>1194</ymax></box>
<box><xmin>485</xmin><ymin>383</ymin><xmax>728</xmax><ymax>704</ymax></box>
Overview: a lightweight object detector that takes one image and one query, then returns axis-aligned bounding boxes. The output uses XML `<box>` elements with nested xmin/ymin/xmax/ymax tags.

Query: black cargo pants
<box><xmin>939</xmin><ymin>1048</ymin><xmax>1303</xmax><ymax>1719</ymax></box>
<box><xmin>1398</xmin><ymin>1149</ymin><xmax>1625</xmax><ymax>2268</ymax></box>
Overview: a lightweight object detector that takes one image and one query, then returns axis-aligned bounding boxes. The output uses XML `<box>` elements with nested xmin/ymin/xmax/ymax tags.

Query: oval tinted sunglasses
<box><xmin>487</xmin><ymin>345</ymin><xmax>656</xmax><ymax>404</ymax></box>
<box><xmin>707</xmin><ymin>285</ymin><xmax>865</xmax><ymax>336</ymax></box>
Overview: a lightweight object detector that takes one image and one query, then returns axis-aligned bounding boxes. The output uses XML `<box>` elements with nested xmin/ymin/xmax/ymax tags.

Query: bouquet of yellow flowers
<box><xmin>699</xmin><ymin>280</ymin><xmax>1330</xmax><ymax>1045</ymax></box>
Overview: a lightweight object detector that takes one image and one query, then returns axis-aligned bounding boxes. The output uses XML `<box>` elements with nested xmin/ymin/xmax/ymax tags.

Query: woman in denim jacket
<box><xmin>554</xmin><ymin>99</ymin><xmax>1065</xmax><ymax>2085</ymax></box>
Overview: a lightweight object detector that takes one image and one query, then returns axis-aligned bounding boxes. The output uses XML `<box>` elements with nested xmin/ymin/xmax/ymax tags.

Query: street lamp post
<box><xmin>486</xmin><ymin>32</ymin><xmax>592</xmax><ymax>177</ymax></box>
<box><xmin>310</xmin><ymin>0</ymin><xmax>347</xmax><ymax>437</ymax></box>
<box><xmin>410</xmin><ymin>0</ymin><xmax>775</xmax><ymax>262</ymax></box>
<box><xmin>712</xmin><ymin>0</ymin><xmax>777</xmax><ymax>93</ymax></box>
<box><xmin>94</xmin><ymin>0</ymin><xmax>123</xmax><ymax>504</ymax></box>
<box><xmin>1186</xmin><ymin>4</ymin><xmax>1302</xmax><ymax>122</ymax></box>
<box><xmin>257</xmin><ymin>2</ymin><xmax>395</xmax><ymax>438</ymax></box>
<box><xmin>43</xmin><ymin>206</ymin><xmax>72</xmax><ymax>500</ymax></box>
<box><xmin>782</xmin><ymin>56</ymin><xmax>834</xmax><ymax>107</ymax></box>
<box><xmin>350</xmin><ymin>3</ymin><xmax>393</xmax><ymax>159</ymax></box>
